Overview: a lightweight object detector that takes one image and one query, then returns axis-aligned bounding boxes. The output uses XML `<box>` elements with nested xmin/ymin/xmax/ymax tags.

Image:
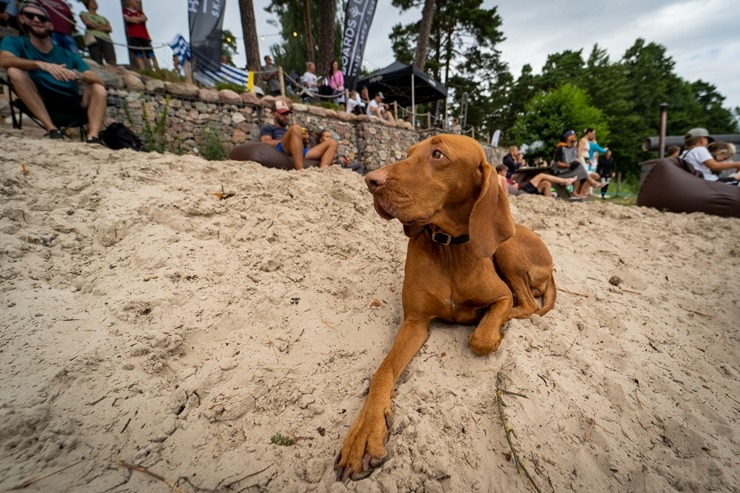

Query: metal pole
<box><xmin>658</xmin><ymin>103</ymin><xmax>669</xmax><ymax>159</ymax></box>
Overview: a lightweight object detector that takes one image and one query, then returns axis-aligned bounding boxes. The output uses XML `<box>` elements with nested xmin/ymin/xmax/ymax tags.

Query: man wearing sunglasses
<box><xmin>0</xmin><ymin>2</ymin><xmax>107</xmax><ymax>143</ymax></box>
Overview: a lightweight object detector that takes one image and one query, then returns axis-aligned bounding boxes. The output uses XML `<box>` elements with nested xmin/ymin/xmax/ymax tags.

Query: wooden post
<box><xmin>426</xmin><ymin>113</ymin><xmax>431</xmax><ymax>129</ymax></box>
<box><xmin>183</xmin><ymin>60</ymin><xmax>193</xmax><ymax>84</ymax></box>
<box><xmin>278</xmin><ymin>67</ymin><xmax>285</xmax><ymax>97</ymax></box>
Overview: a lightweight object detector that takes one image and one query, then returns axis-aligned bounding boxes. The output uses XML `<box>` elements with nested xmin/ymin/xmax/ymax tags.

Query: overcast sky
<box><xmin>71</xmin><ymin>0</ymin><xmax>739</xmax><ymax>116</ymax></box>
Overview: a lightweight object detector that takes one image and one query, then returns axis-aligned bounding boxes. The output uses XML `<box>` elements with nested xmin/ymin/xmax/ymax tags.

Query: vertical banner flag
<box><xmin>188</xmin><ymin>0</ymin><xmax>226</xmax><ymax>83</ymax></box>
<box><xmin>341</xmin><ymin>0</ymin><xmax>378</xmax><ymax>91</ymax></box>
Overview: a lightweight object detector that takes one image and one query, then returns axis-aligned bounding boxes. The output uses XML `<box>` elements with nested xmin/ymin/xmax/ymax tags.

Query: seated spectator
<box><xmin>0</xmin><ymin>0</ymin><xmax>19</xmax><ymax>32</ymax></box>
<box><xmin>666</xmin><ymin>145</ymin><xmax>681</xmax><ymax>158</ymax></box>
<box><xmin>681</xmin><ymin>128</ymin><xmax>740</xmax><ymax>182</ymax></box>
<box><xmin>516</xmin><ymin>152</ymin><xmax>528</xmax><ymax>168</ymax></box>
<box><xmin>123</xmin><ymin>0</ymin><xmax>159</xmax><ymax>71</ymax></box>
<box><xmin>300</xmin><ymin>61</ymin><xmax>319</xmax><ymax>102</ymax></box>
<box><xmin>552</xmin><ymin>129</ymin><xmax>605</xmax><ymax>197</ymax></box>
<box><xmin>80</xmin><ymin>0</ymin><xmax>116</xmax><ymax>65</ymax></box>
<box><xmin>498</xmin><ymin>164</ymin><xmax>576</xmax><ymax>198</ymax></box>
<box><xmin>451</xmin><ymin>117</ymin><xmax>461</xmax><ymax>134</ymax></box>
<box><xmin>359</xmin><ymin>85</ymin><xmax>369</xmax><ymax>105</ymax></box>
<box><xmin>707</xmin><ymin>141</ymin><xmax>739</xmax><ymax>183</ymax></box>
<box><xmin>367</xmin><ymin>91</ymin><xmax>395</xmax><ymax>123</ymax></box>
<box><xmin>0</xmin><ymin>2</ymin><xmax>107</xmax><ymax>142</ymax></box>
<box><xmin>259</xmin><ymin>100</ymin><xmax>337</xmax><ymax>170</ymax></box>
<box><xmin>345</xmin><ymin>89</ymin><xmax>365</xmax><ymax>115</ymax></box>
<box><xmin>37</xmin><ymin>0</ymin><xmax>77</xmax><ymax>54</ymax></box>
<box><xmin>502</xmin><ymin>145</ymin><xmax>519</xmax><ymax>178</ymax></box>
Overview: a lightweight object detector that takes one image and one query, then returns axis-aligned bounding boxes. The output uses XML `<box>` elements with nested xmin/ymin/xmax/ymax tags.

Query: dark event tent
<box><xmin>356</xmin><ymin>60</ymin><xmax>447</xmax><ymax>108</ymax></box>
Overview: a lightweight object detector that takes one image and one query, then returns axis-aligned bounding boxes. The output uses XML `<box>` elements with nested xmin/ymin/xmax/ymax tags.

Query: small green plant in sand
<box><xmin>215</xmin><ymin>81</ymin><xmax>246</xmax><ymax>94</ymax></box>
<box><xmin>202</xmin><ymin>127</ymin><xmax>227</xmax><ymax>161</ymax></box>
<box><xmin>140</xmin><ymin>97</ymin><xmax>170</xmax><ymax>153</ymax></box>
<box><xmin>270</xmin><ymin>433</ymin><xmax>295</xmax><ymax>446</ymax></box>
<box><xmin>139</xmin><ymin>68</ymin><xmax>185</xmax><ymax>83</ymax></box>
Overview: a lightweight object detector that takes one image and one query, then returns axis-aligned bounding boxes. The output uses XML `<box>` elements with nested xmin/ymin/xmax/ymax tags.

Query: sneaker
<box><xmin>86</xmin><ymin>136</ymin><xmax>102</xmax><ymax>145</ymax></box>
<box><xmin>47</xmin><ymin>129</ymin><xmax>64</xmax><ymax>139</ymax></box>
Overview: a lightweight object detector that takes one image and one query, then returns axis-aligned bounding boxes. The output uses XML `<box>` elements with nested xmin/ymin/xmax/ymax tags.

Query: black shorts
<box><xmin>521</xmin><ymin>182</ymin><xmax>542</xmax><ymax>195</ymax></box>
<box><xmin>128</xmin><ymin>37</ymin><xmax>155</xmax><ymax>58</ymax></box>
<box><xmin>36</xmin><ymin>85</ymin><xmax>84</xmax><ymax>114</ymax></box>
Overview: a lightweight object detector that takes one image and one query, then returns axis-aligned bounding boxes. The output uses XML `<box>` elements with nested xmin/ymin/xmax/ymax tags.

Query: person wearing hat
<box><xmin>552</xmin><ymin>129</ymin><xmax>605</xmax><ymax>197</ymax></box>
<box><xmin>681</xmin><ymin>128</ymin><xmax>740</xmax><ymax>182</ymax></box>
<box><xmin>366</xmin><ymin>91</ymin><xmax>395</xmax><ymax>123</ymax></box>
<box><xmin>0</xmin><ymin>1</ymin><xmax>107</xmax><ymax>142</ymax></box>
<box><xmin>259</xmin><ymin>99</ymin><xmax>338</xmax><ymax>170</ymax></box>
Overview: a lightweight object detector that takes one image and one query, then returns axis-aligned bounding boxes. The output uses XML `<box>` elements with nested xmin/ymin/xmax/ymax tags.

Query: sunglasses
<box><xmin>22</xmin><ymin>11</ymin><xmax>50</xmax><ymax>23</ymax></box>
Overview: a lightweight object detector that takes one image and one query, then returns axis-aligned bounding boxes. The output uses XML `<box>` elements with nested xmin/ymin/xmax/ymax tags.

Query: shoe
<box><xmin>47</xmin><ymin>129</ymin><xmax>64</xmax><ymax>139</ymax></box>
<box><xmin>86</xmin><ymin>136</ymin><xmax>102</xmax><ymax>145</ymax></box>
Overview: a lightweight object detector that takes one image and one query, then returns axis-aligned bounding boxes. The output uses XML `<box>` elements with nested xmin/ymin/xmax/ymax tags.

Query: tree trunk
<box><xmin>316</xmin><ymin>0</ymin><xmax>337</xmax><ymax>75</ymax></box>
<box><xmin>413</xmin><ymin>0</ymin><xmax>435</xmax><ymax>71</ymax></box>
<box><xmin>239</xmin><ymin>0</ymin><xmax>262</xmax><ymax>72</ymax></box>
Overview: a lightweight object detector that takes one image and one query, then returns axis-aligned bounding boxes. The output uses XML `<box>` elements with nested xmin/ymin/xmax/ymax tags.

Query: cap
<box><xmin>376</xmin><ymin>91</ymin><xmax>385</xmax><ymax>100</ymax></box>
<box><xmin>19</xmin><ymin>2</ymin><xmax>51</xmax><ymax>17</ymax></box>
<box><xmin>274</xmin><ymin>100</ymin><xmax>292</xmax><ymax>114</ymax></box>
<box><xmin>562</xmin><ymin>129</ymin><xmax>576</xmax><ymax>140</ymax></box>
<box><xmin>685</xmin><ymin>127</ymin><xmax>714</xmax><ymax>143</ymax></box>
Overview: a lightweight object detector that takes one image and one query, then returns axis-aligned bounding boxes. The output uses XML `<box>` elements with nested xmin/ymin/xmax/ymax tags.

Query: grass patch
<box><xmin>270</xmin><ymin>433</ymin><xmax>295</xmax><ymax>446</ymax></box>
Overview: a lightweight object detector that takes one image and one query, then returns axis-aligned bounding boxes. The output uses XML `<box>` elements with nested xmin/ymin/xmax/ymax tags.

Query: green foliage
<box><xmin>270</xmin><ymin>433</ymin><xmax>295</xmax><ymax>446</ymax></box>
<box><xmin>511</xmin><ymin>84</ymin><xmax>608</xmax><ymax>157</ymax></box>
<box><xmin>201</xmin><ymin>127</ymin><xmax>227</xmax><ymax>161</ymax></box>
<box><xmin>139</xmin><ymin>68</ymin><xmax>186</xmax><ymax>83</ymax></box>
<box><xmin>140</xmin><ymin>97</ymin><xmax>170</xmax><ymax>154</ymax></box>
<box><xmin>214</xmin><ymin>81</ymin><xmax>246</xmax><ymax>93</ymax></box>
<box><xmin>222</xmin><ymin>29</ymin><xmax>238</xmax><ymax>65</ymax></box>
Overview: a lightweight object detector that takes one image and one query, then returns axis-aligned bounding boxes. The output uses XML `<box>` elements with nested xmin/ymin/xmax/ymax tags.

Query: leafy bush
<box><xmin>214</xmin><ymin>81</ymin><xmax>246</xmax><ymax>93</ymax></box>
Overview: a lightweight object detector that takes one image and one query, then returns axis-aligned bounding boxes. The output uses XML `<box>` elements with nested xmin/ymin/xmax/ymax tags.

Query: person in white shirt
<box><xmin>300</xmin><ymin>61</ymin><xmax>318</xmax><ymax>101</ymax></box>
<box><xmin>681</xmin><ymin>128</ymin><xmax>740</xmax><ymax>182</ymax></box>
<box><xmin>366</xmin><ymin>91</ymin><xmax>395</xmax><ymax>123</ymax></box>
<box><xmin>345</xmin><ymin>90</ymin><xmax>364</xmax><ymax>115</ymax></box>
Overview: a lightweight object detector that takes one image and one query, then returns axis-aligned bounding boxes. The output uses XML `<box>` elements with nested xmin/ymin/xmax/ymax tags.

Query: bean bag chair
<box><xmin>229</xmin><ymin>142</ymin><xmax>320</xmax><ymax>170</ymax></box>
<box><xmin>637</xmin><ymin>157</ymin><xmax>740</xmax><ymax>218</ymax></box>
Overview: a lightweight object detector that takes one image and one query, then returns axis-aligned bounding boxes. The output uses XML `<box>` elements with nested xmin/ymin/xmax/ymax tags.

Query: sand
<box><xmin>1</xmin><ymin>126</ymin><xmax>738</xmax><ymax>492</ymax></box>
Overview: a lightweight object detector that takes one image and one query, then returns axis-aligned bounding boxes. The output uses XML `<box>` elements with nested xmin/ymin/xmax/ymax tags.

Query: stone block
<box><xmin>124</xmin><ymin>72</ymin><xmax>145</xmax><ymax>91</ymax></box>
<box><xmin>218</xmin><ymin>89</ymin><xmax>242</xmax><ymax>104</ymax></box>
<box><xmin>165</xmin><ymin>82</ymin><xmax>200</xmax><ymax>98</ymax></box>
<box><xmin>199</xmin><ymin>89</ymin><xmax>220</xmax><ymax>102</ymax></box>
<box><xmin>145</xmin><ymin>79</ymin><xmax>166</xmax><ymax>93</ymax></box>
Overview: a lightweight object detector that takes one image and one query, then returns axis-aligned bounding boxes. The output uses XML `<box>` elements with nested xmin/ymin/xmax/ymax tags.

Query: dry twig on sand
<box><xmin>116</xmin><ymin>460</ymin><xmax>186</xmax><ymax>493</ymax></box>
<box><xmin>1</xmin><ymin>460</ymin><xmax>85</xmax><ymax>492</ymax></box>
<box><xmin>496</xmin><ymin>372</ymin><xmax>543</xmax><ymax>493</ymax></box>
<box><xmin>557</xmin><ymin>287</ymin><xmax>589</xmax><ymax>297</ymax></box>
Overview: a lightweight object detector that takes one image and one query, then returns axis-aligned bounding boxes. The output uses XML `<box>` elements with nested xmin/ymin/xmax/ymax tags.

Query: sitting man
<box><xmin>259</xmin><ymin>100</ymin><xmax>337</xmax><ymax>170</ymax></box>
<box><xmin>496</xmin><ymin>164</ymin><xmax>576</xmax><ymax>198</ymax></box>
<box><xmin>681</xmin><ymin>128</ymin><xmax>740</xmax><ymax>183</ymax></box>
<box><xmin>552</xmin><ymin>129</ymin><xmax>604</xmax><ymax>197</ymax></box>
<box><xmin>366</xmin><ymin>91</ymin><xmax>395</xmax><ymax>123</ymax></box>
<box><xmin>0</xmin><ymin>2</ymin><xmax>107</xmax><ymax>142</ymax></box>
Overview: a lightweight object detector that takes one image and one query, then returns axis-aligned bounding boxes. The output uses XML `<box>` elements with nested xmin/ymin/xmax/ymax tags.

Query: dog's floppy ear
<box><xmin>468</xmin><ymin>160</ymin><xmax>516</xmax><ymax>258</ymax></box>
<box><xmin>403</xmin><ymin>224</ymin><xmax>425</xmax><ymax>238</ymax></box>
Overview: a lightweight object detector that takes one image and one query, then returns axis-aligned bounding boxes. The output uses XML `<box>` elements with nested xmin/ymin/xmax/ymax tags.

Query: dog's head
<box><xmin>365</xmin><ymin>135</ymin><xmax>515</xmax><ymax>257</ymax></box>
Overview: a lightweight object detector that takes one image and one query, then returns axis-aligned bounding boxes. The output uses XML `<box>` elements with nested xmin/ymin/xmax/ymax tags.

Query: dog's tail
<box><xmin>536</xmin><ymin>271</ymin><xmax>556</xmax><ymax>316</ymax></box>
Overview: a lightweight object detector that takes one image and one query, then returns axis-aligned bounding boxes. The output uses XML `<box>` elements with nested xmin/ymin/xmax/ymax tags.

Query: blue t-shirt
<box><xmin>259</xmin><ymin>124</ymin><xmax>287</xmax><ymax>141</ymax></box>
<box><xmin>0</xmin><ymin>35</ymin><xmax>88</xmax><ymax>97</ymax></box>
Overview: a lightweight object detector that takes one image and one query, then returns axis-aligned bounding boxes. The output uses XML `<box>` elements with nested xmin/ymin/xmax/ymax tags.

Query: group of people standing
<box><xmin>0</xmin><ymin>0</ymin><xmax>157</xmax><ymax>69</ymax></box>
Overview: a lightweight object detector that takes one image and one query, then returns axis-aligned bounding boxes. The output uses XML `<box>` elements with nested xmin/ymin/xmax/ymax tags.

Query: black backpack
<box><xmin>101</xmin><ymin>123</ymin><xmax>144</xmax><ymax>151</ymax></box>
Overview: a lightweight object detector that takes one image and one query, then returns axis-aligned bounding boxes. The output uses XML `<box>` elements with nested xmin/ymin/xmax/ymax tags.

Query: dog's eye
<box><xmin>431</xmin><ymin>149</ymin><xmax>444</xmax><ymax>159</ymax></box>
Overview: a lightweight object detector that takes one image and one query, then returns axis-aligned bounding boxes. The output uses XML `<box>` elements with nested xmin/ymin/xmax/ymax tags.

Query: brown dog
<box><xmin>494</xmin><ymin>224</ymin><xmax>556</xmax><ymax>318</ymax></box>
<box><xmin>335</xmin><ymin>134</ymin><xmax>522</xmax><ymax>481</ymax></box>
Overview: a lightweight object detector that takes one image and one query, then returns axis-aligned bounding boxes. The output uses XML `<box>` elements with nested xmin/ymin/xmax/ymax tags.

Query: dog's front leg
<box><xmin>468</xmin><ymin>293</ymin><xmax>512</xmax><ymax>356</ymax></box>
<box><xmin>335</xmin><ymin>318</ymin><xmax>430</xmax><ymax>481</ymax></box>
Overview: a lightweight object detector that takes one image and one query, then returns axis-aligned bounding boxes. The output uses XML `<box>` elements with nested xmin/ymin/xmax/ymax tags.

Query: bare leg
<box><xmin>280</xmin><ymin>124</ymin><xmax>306</xmax><ymax>169</ymax></box>
<box><xmin>6</xmin><ymin>67</ymin><xmax>56</xmax><ymax>132</ymax></box>
<box><xmin>81</xmin><ymin>83</ymin><xmax>107</xmax><ymax>139</ymax></box>
<box><xmin>134</xmin><ymin>55</ymin><xmax>145</xmax><ymax>71</ymax></box>
<box><xmin>150</xmin><ymin>55</ymin><xmax>160</xmax><ymax>71</ymax></box>
<box><xmin>537</xmin><ymin>179</ymin><xmax>553</xmax><ymax>197</ymax></box>
<box><xmin>306</xmin><ymin>138</ymin><xmax>338</xmax><ymax>168</ymax></box>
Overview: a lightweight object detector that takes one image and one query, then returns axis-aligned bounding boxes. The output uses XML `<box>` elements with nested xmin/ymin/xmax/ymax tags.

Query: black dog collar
<box><xmin>425</xmin><ymin>225</ymin><xmax>470</xmax><ymax>245</ymax></box>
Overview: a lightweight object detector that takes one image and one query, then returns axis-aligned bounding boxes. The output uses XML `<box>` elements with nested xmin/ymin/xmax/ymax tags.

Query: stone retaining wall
<box><xmin>98</xmin><ymin>72</ymin><xmax>504</xmax><ymax>171</ymax></box>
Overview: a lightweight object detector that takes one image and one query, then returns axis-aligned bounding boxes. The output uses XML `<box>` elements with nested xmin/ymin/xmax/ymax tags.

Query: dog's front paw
<box><xmin>334</xmin><ymin>407</ymin><xmax>391</xmax><ymax>481</ymax></box>
<box><xmin>468</xmin><ymin>329</ymin><xmax>504</xmax><ymax>355</ymax></box>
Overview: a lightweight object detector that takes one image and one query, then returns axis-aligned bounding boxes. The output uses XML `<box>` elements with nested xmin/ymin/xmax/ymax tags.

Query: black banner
<box><xmin>188</xmin><ymin>0</ymin><xmax>225</xmax><ymax>74</ymax></box>
<box><xmin>341</xmin><ymin>0</ymin><xmax>378</xmax><ymax>91</ymax></box>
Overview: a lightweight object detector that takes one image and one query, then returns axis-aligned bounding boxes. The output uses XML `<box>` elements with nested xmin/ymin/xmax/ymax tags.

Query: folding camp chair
<box><xmin>0</xmin><ymin>74</ymin><xmax>87</xmax><ymax>141</ymax></box>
